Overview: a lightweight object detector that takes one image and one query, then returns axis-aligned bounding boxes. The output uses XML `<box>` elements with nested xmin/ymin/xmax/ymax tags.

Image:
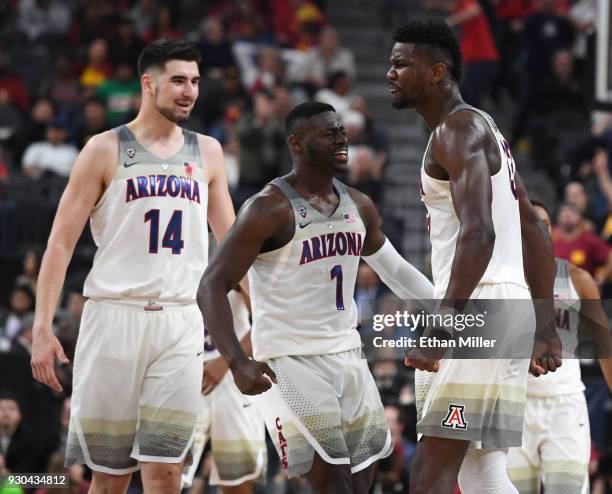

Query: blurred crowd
<box><xmin>0</xmin><ymin>0</ymin><xmax>612</xmax><ymax>493</ymax></box>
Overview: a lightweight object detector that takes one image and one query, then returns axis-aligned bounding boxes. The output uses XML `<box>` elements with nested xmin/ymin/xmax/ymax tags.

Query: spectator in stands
<box><xmin>8</xmin><ymin>96</ymin><xmax>56</xmax><ymax>165</ymax></box>
<box><xmin>249</xmin><ymin>45</ymin><xmax>287</xmax><ymax>92</ymax></box>
<box><xmin>7</xmin><ymin>314</ymin><xmax>62</xmax><ymax>472</ymax></box>
<box><xmin>292</xmin><ymin>26</ymin><xmax>356</xmax><ymax>93</ymax></box>
<box><xmin>128</xmin><ymin>0</ymin><xmax>157</xmax><ymax>38</ymax></box>
<box><xmin>512</xmin><ymin>0</ymin><xmax>575</xmax><ymax>143</ymax></box>
<box><xmin>346</xmin><ymin>145</ymin><xmax>382</xmax><ymax>205</ymax></box>
<box><xmin>109</xmin><ymin>16</ymin><xmax>143</xmax><ymax>66</ymax></box>
<box><xmin>0</xmin><ymin>52</ymin><xmax>29</xmax><ymax>114</ymax></box>
<box><xmin>96</xmin><ymin>62</ymin><xmax>140</xmax><ymax>126</ymax></box>
<box><xmin>425</xmin><ymin>0</ymin><xmax>499</xmax><ymax>107</ymax></box>
<box><xmin>79</xmin><ymin>38</ymin><xmax>112</xmax><ymax>90</ymax></box>
<box><xmin>377</xmin><ymin>405</ymin><xmax>411</xmax><ymax>493</ymax></box>
<box><xmin>346</xmin><ymin>100</ymin><xmax>390</xmax><ymax>169</ymax></box>
<box><xmin>271</xmin><ymin>0</ymin><xmax>325</xmax><ymax>51</ymax></box>
<box><xmin>0</xmin><ymin>88</ymin><xmax>23</xmax><ymax>150</ymax></box>
<box><xmin>315</xmin><ymin>70</ymin><xmax>354</xmax><ymax>118</ymax></box>
<box><xmin>0</xmin><ymin>392</ymin><xmax>38</xmax><ymax>473</ymax></box>
<box><xmin>15</xmin><ymin>0</ymin><xmax>71</xmax><ymax>43</ymax></box>
<box><xmin>490</xmin><ymin>0</ymin><xmax>534</xmax><ymax>104</ymax></box>
<box><xmin>221</xmin><ymin>0</ymin><xmax>273</xmax><ymax>43</ymax></box>
<box><xmin>235</xmin><ymin>88</ymin><xmax>289</xmax><ymax>206</ymax></box>
<box><xmin>142</xmin><ymin>5</ymin><xmax>183</xmax><ymax>44</ymax></box>
<box><xmin>196</xmin><ymin>16</ymin><xmax>237</xmax><ymax>79</ymax></box>
<box><xmin>15</xmin><ymin>248</ymin><xmax>41</xmax><ymax>295</ymax></box>
<box><xmin>22</xmin><ymin>116</ymin><xmax>78</xmax><ymax>179</ymax></box>
<box><xmin>46</xmin><ymin>57</ymin><xmax>80</xmax><ymax>114</ymax></box>
<box><xmin>71</xmin><ymin>98</ymin><xmax>109</xmax><ymax>149</ymax></box>
<box><xmin>553</xmin><ymin>203</ymin><xmax>612</xmax><ymax>286</ymax></box>
<box><xmin>0</xmin><ymin>285</ymin><xmax>34</xmax><ymax>346</ymax></box>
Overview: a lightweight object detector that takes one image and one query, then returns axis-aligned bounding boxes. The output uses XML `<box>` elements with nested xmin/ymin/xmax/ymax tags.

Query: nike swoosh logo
<box><xmin>197</xmin><ymin>351</ymin><xmax>204</xmax><ymax>356</ymax></box>
<box><xmin>242</xmin><ymin>402</ymin><xmax>252</xmax><ymax>408</ymax></box>
<box><xmin>124</xmin><ymin>161</ymin><xmax>141</xmax><ymax>167</ymax></box>
<box><xmin>299</xmin><ymin>221</ymin><xmax>312</xmax><ymax>229</ymax></box>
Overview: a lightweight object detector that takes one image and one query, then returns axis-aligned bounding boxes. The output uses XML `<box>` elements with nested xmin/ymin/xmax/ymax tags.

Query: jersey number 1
<box><xmin>330</xmin><ymin>264</ymin><xmax>345</xmax><ymax>310</ymax></box>
<box><xmin>144</xmin><ymin>209</ymin><xmax>184</xmax><ymax>254</ymax></box>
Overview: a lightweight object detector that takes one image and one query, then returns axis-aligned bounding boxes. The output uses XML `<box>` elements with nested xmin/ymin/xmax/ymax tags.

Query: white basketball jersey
<box><xmin>83</xmin><ymin>126</ymin><xmax>209</xmax><ymax>304</ymax></box>
<box><xmin>249</xmin><ymin>177</ymin><xmax>365</xmax><ymax>360</ymax></box>
<box><xmin>527</xmin><ymin>259</ymin><xmax>584</xmax><ymax>397</ymax></box>
<box><xmin>420</xmin><ymin>105</ymin><xmax>527</xmax><ymax>298</ymax></box>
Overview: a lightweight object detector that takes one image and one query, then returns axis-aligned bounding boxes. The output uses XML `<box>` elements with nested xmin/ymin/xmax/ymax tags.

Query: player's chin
<box><xmin>332</xmin><ymin>159</ymin><xmax>349</xmax><ymax>173</ymax></box>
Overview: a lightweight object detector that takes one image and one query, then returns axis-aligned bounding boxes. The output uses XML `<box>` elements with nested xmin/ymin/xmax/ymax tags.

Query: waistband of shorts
<box><xmin>88</xmin><ymin>298</ymin><xmax>198</xmax><ymax>311</ymax></box>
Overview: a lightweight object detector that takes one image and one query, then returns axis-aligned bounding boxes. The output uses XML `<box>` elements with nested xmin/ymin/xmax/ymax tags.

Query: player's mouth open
<box><xmin>333</xmin><ymin>149</ymin><xmax>348</xmax><ymax>161</ymax></box>
<box><xmin>389</xmin><ymin>85</ymin><xmax>400</xmax><ymax>94</ymax></box>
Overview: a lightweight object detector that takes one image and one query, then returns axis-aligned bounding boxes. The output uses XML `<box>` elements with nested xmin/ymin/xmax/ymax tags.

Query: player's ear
<box><xmin>287</xmin><ymin>134</ymin><xmax>302</xmax><ymax>153</ymax></box>
<box><xmin>141</xmin><ymin>72</ymin><xmax>155</xmax><ymax>97</ymax></box>
<box><xmin>431</xmin><ymin>62</ymin><xmax>447</xmax><ymax>85</ymax></box>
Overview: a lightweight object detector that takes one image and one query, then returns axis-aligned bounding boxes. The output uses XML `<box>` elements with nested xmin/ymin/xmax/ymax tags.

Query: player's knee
<box><xmin>141</xmin><ymin>462</ymin><xmax>183</xmax><ymax>493</ymax></box>
<box><xmin>90</xmin><ymin>471</ymin><xmax>131</xmax><ymax>494</ymax></box>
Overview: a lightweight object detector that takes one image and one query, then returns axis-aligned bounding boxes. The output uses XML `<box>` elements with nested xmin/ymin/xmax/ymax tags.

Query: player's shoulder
<box><xmin>83</xmin><ymin>129</ymin><xmax>119</xmax><ymax>156</ymax></box>
<box><xmin>568</xmin><ymin>262</ymin><xmax>598</xmax><ymax>297</ymax></box>
<box><xmin>239</xmin><ymin>183</ymin><xmax>293</xmax><ymax>225</ymax></box>
<box><xmin>433</xmin><ymin>107</ymin><xmax>490</xmax><ymax>146</ymax></box>
<box><xmin>194</xmin><ymin>132</ymin><xmax>222</xmax><ymax>154</ymax></box>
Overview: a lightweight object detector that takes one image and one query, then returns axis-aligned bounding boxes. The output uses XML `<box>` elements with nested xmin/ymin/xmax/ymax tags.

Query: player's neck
<box><xmin>130</xmin><ymin>105</ymin><xmax>180</xmax><ymax>141</ymax></box>
<box><xmin>290</xmin><ymin>168</ymin><xmax>335</xmax><ymax>197</ymax></box>
<box><xmin>417</xmin><ymin>86</ymin><xmax>464</xmax><ymax>130</ymax></box>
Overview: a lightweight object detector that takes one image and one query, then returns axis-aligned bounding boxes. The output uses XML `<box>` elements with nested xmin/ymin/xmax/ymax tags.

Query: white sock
<box><xmin>458</xmin><ymin>448</ymin><xmax>519</xmax><ymax>494</ymax></box>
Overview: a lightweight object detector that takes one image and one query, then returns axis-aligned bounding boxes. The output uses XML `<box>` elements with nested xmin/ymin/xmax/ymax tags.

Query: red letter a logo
<box><xmin>441</xmin><ymin>404</ymin><xmax>468</xmax><ymax>429</ymax></box>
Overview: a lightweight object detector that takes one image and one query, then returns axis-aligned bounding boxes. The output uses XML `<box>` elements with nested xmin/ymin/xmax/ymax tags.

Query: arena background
<box><xmin>0</xmin><ymin>0</ymin><xmax>611</xmax><ymax>492</ymax></box>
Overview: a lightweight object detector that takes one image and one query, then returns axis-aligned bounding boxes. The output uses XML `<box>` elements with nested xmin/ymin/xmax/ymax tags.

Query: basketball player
<box><xmin>31</xmin><ymin>39</ymin><xmax>236</xmax><ymax>494</ymax></box>
<box><xmin>387</xmin><ymin>20</ymin><xmax>560</xmax><ymax>494</ymax></box>
<box><xmin>197</xmin><ymin>102</ymin><xmax>435</xmax><ymax>494</ymax></box>
<box><xmin>507</xmin><ymin>201</ymin><xmax>612</xmax><ymax>494</ymax></box>
<box><xmin>182</xmin><ymin>287</ymin><xmax>266</xmax><ymax>493</ymax></box>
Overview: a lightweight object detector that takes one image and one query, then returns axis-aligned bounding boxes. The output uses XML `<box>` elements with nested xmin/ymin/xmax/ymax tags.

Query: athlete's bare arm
<box><xmin>31</xmin><ymin>131</ymin><xmax>118</xmax><ymax>392</ymax></box>
<box><xmin>516</xmin><ymin>174</ymin><xmax>560</xmax><ymax>374</ymax></box>
<box><xmin>200</xmin><ymin>135</ymin><xmax>235</xmax><ymax>243</ymax></box>
<box><xmin>430</xmin><ymin>112</ymin><xmax>496</xmax><ymax>303</ymax></box>
<box><xmin>569</xmin><ymin>264</ymin><xmax>612</xmax><ymax>391</ymax></box>
<box><xmin>197</xmin><ymin>187</ymin><xmax>291</xmax><ymax>394</ymax></box>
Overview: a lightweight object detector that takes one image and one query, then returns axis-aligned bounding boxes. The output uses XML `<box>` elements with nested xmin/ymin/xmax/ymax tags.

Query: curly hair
<box><xmin>392</xmin><ymin>20</ymin><xmax>463</xmax><ymax>83</ymax></box>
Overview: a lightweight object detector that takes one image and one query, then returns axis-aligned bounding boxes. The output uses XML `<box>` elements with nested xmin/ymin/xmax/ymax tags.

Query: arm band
<box><xmin>363</xmin><ymin>239</ymin><xmax>434</xmax><ymax>301</ymax></box>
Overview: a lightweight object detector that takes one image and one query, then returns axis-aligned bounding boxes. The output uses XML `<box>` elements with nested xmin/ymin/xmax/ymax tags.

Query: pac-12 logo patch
<box><xmin>297</xmin><ymin>204</ymin><xmax>307</xmax><ymax>218</ymax></box>
<box><xmin>441</xmin><ymin>404</ymin><xmax>467</xmax><ymax>429</ymax></box>
<box><xmin>126</xmin><ymin>147</ymin><xmax>136</xmax><ymax>159</ymax></box>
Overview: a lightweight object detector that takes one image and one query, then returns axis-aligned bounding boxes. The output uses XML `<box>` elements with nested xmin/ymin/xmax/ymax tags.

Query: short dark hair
<box><xmin>530</xmin><ymin>199</ymin><xmax>552</xmax><ymax>221</ymax></box>
<box><xmin>0</xmin><ymin>391</ymin><xmax>21</xmax><ymax>409</ymax></box>
<box><xmin>285</xmin><ymin>102</ymin><xmax>336</xmax><ymax>137</ymax></box>
<box><xmin>137</xmin><ymin>39</ymin><xmax>201</xmax><ymax>77</ymax></box>
<box><xmin>392</xmin><ymin>20</ymin><xmax>463</xmax><ymax>83</ymax></box>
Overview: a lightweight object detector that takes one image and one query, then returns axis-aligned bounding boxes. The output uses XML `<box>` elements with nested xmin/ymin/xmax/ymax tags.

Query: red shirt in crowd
<box><xmin>553</xmin><ymin>229</ymin><xmax>610</xmax><ymax>276</ymax></box>
<box><xmin>494</xmin><ymin>0</ymin><xmax>533</xmax><ymax>20</ymax></box>
<box><xmin>455</xmin><ymin>0</ymin><xmax>499</xmax><ymax>63</ymax></box>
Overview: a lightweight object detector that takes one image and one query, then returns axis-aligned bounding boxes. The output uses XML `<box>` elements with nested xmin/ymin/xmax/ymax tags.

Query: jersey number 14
<box><xmin>144</xmin><ymin>209</ymin><xmax>184</xmax><ymax>254</ymax></box>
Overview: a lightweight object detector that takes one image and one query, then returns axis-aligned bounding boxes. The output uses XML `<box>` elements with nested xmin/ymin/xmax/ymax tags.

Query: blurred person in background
<box><xmin>315</xmin><ymin>70</ymin><xmax>355</xmax><ymax>118</ymax></box>
<box><xmin>79</xmin><ymin>38</ymin><xmax>112</xmax><ymax>92</ymax></box>
<box><xmin>110</xmin><ymin>16</ymin><xmax>144</xmax><ymax>67</ymax></box>
<box><xmin>0</xmin><ymin>392</ymin><xmax>38</xmax><ymax>474</ymax></box>
<box><xmin>0</xmin><ymin>285</ymin><xmax>34</xmax><ymax>346</ymax></box>
<box><xmin>553</xmin><ymin>203</ymin><xmax>612</xmax><ymax>286</ymax></box>
<box><xmin>196</xmin><ymin>16</ymin><xmax>237</xmax><ymax>80</ymax></box>
<box><xmin>45</xmin><ymin>57</ymin><xmax>81</xmax><ymax>115</ymax></box>
<box><xmin>141</xmin><ymin>5</ymin><xmax>183</xmax><ymax>45</ymax></box>
<box><xmin>425</xmin><ymin>0</ymin><xmax>500</xmax><ymax>107</ymax></box>
<box><xmin>22</xmin><ymin>116</ymin><xmax>78</xmax><ymax>180</ymax></box>
<box><xmin>346</xmin><ymin>145</ymin><xmax>382</xmax><ymax>206</ymax></box>
<box><xmin>15</xmin><ymin>247</ymin><xmax>41</xmax><ymax>295</ymax></box>
<box><xmin>96</xmin><ymin>62</ymin><xmax>140</xmax><ymax>126</ymax></box>
<box><xmin>377</xmin><ymin>404</ymin><xmax>412</xmax><ymax>493</ymax></box>
<box><xmin>563</xmin><ymin>181</ymin><xmax>598</xmax><ymax>231</ymax></box>
<box><xmin>235</xmin><ymin>88</ymin><xmax>289</xmax><ymax>206</ymax></box>
<box><xmin>8</xmin><ymin>96</ymin><xmax>56</xmax><ymax>165</ymax></box>
<box><xmin>292</xmin><ymin>26</ymin><xmax>356</xmax><ymax>95</ymax></box>
<box><xmin>0</xmin><ymin>51</ymin><xmax>29</xmax><ymax>113</ymax></box>
<box><xmin>70</xmin><ymin>97</ymin><xmax>109</xmax><ymax>149</ymax></box>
